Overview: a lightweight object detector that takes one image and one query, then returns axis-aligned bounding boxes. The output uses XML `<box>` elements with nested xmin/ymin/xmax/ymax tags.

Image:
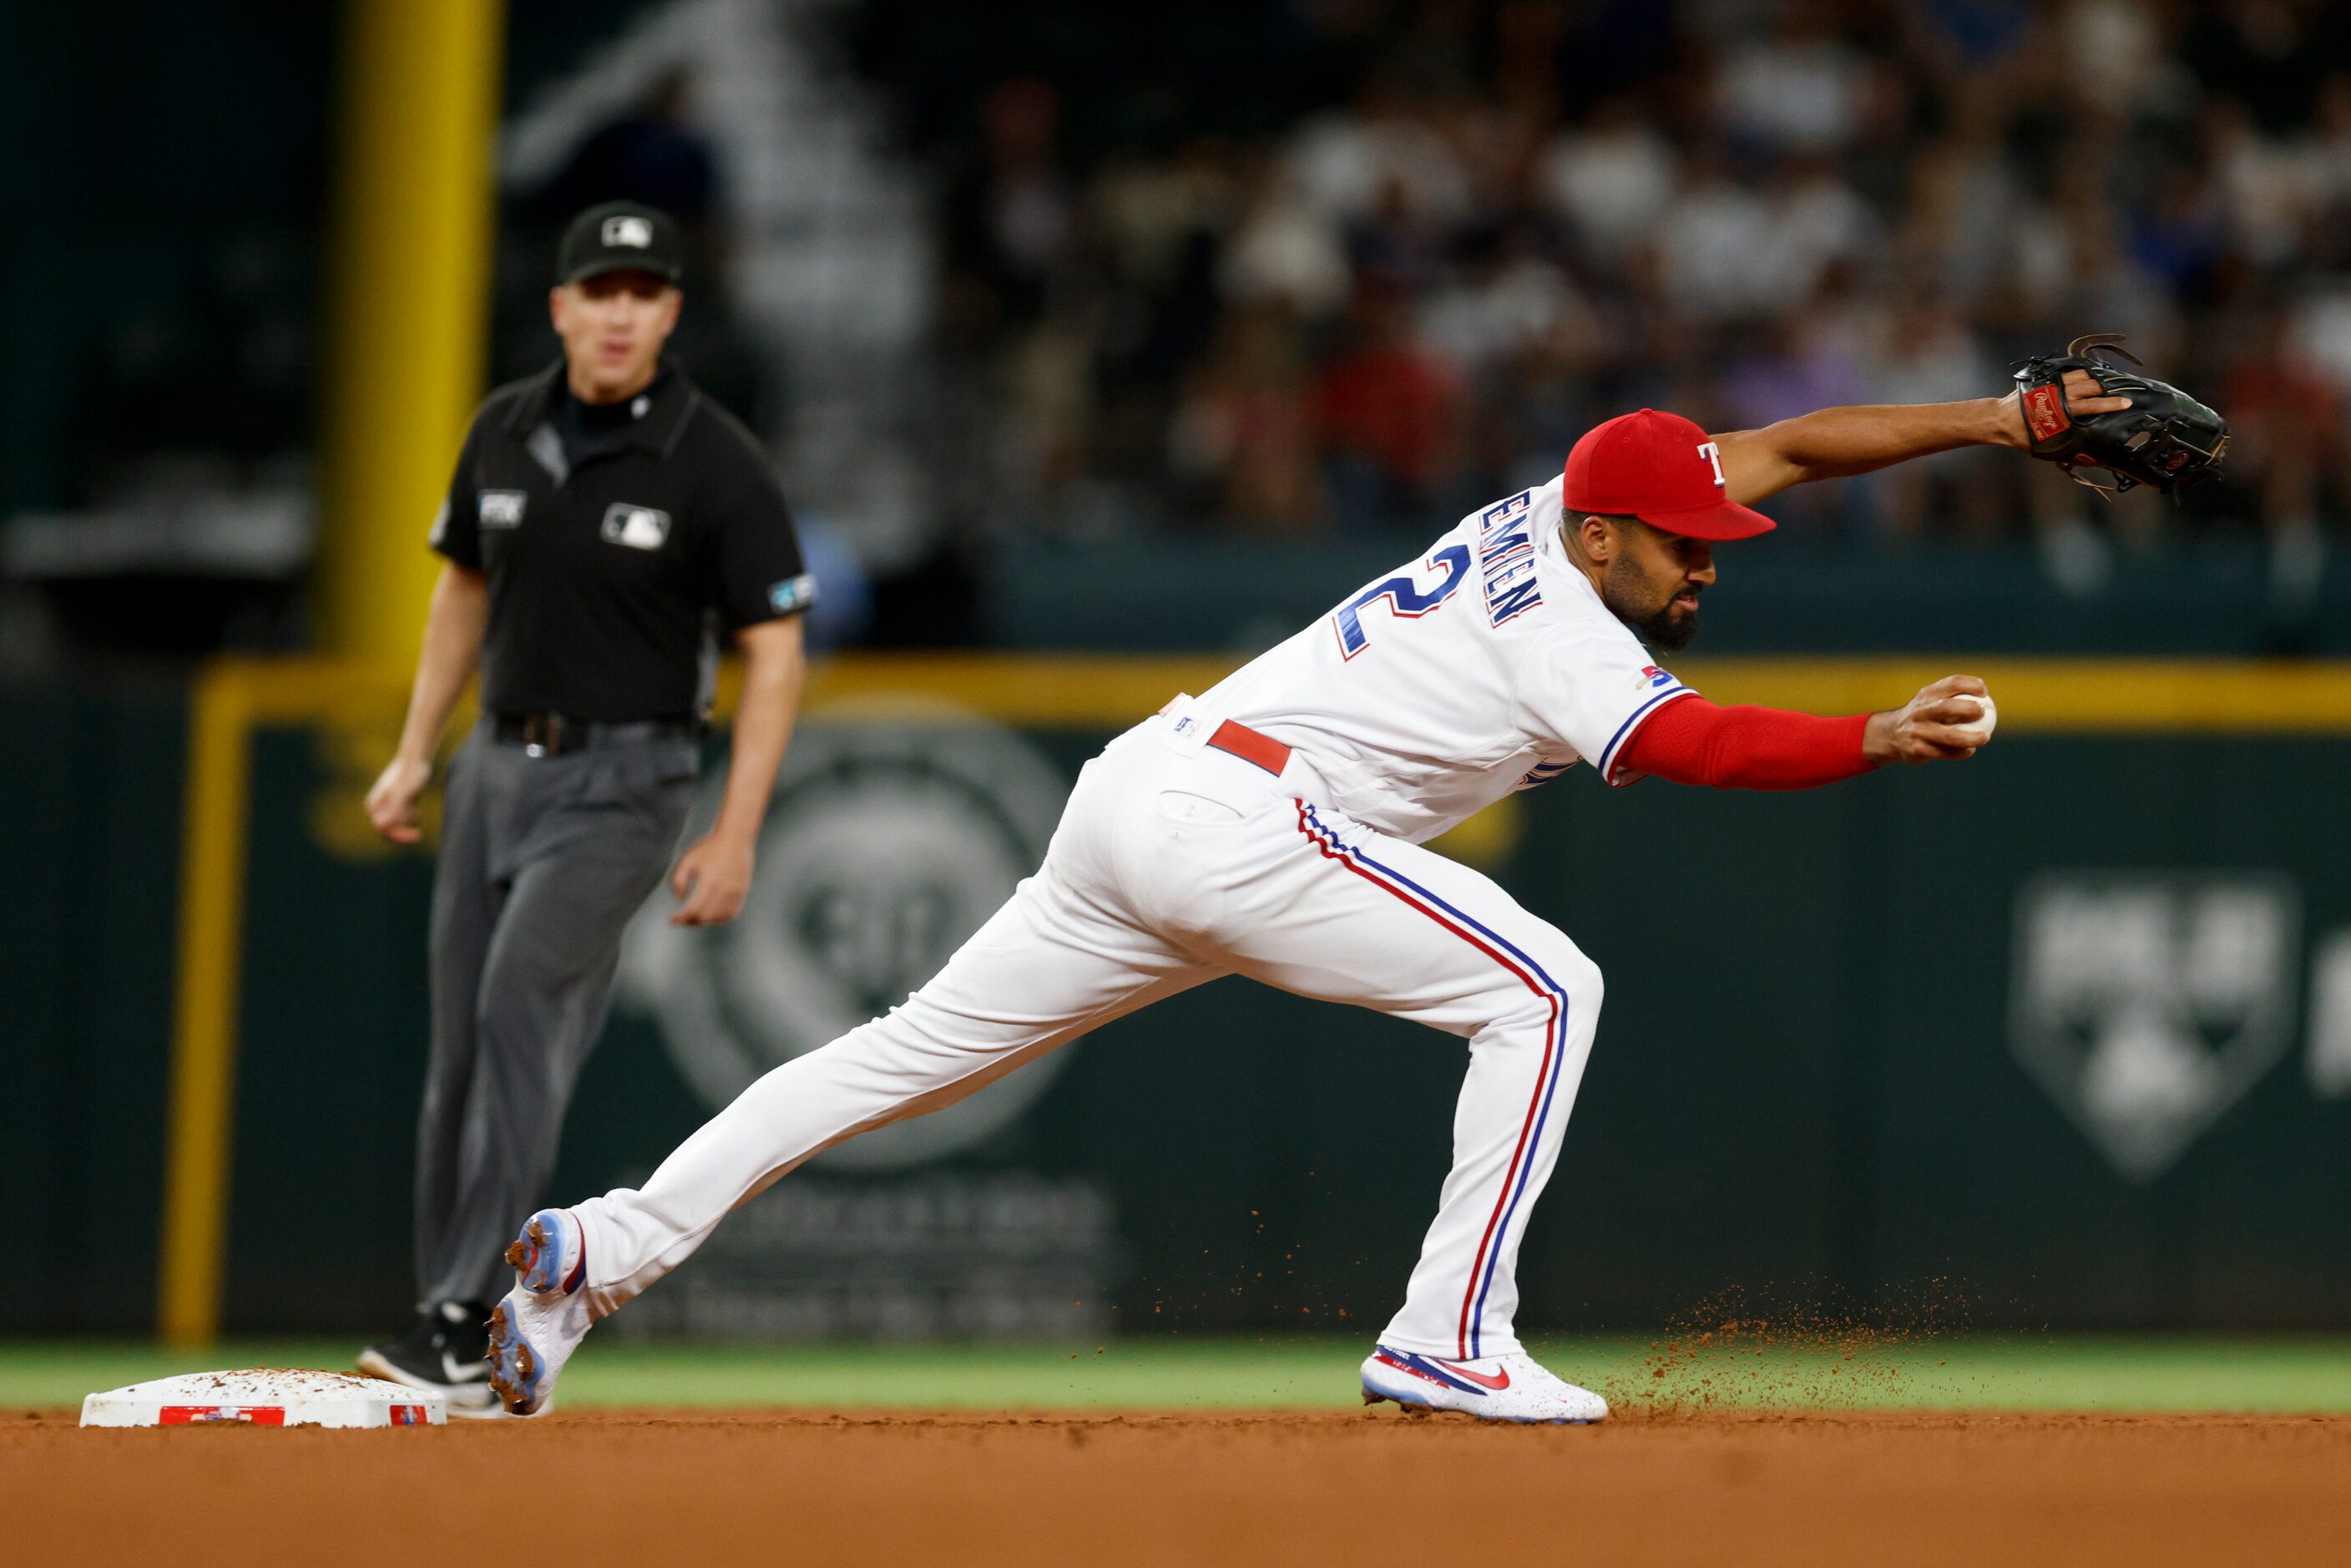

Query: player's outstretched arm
<box><xmin>1622</xmin><ymin>675</ymin><xmax>1995</xmax><ymax>789</ymax></box>
<box><xmin>1713</xmin><ymin>372</ymin><xmax>2130</xmax><ymax>505</ymax></box>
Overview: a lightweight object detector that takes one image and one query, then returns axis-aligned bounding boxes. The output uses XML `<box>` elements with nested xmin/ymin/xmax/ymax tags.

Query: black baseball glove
<box><xmin>2011</xmin><ymin>334</ymin><xmax>2228</xmax><ymax>498</ymax></box>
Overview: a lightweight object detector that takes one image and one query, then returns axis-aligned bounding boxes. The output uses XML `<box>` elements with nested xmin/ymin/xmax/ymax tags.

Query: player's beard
<box><xmin>1600</xmin><ymin>560</ymin><xmax>1700</xmax><ymax>652</ymax></box>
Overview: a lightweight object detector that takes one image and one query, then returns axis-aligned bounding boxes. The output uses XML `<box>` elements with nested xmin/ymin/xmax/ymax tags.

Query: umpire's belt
<box><xmin>491</xmin><ymin>711</ymin><xmax>700</xmax><ymax>758</ymax></box>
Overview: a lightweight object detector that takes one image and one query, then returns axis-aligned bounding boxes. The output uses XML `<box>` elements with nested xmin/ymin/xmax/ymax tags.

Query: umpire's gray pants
<box><xmin>414</xmin><ymin>719</ymin><xmax>698</xmax><ymax>1307</ymax></box>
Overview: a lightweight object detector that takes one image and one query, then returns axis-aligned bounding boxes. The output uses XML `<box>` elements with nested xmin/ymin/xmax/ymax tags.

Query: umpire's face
<box><xmin>549</xmin><ymin>270</ymin><xmax>682</xmax><ymax>404</ymax></box>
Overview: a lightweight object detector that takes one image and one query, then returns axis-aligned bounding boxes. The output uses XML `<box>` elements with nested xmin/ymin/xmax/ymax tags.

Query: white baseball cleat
<box><xmin>487</xmin><ymin>1208</ymin><xmax>594</xmax><ymax>1417</ymax></box>
<box><xmin>1360</xmin><ymin>1343</ymin><xmax>1609</xmax><ymax>1424</ymax></box>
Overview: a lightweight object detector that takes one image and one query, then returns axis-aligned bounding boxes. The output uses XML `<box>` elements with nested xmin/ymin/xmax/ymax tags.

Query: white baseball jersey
<box><xmin>1196</xmin><ymin>474</ymin><xmax>1695</xmax><ymax>843</ymax></box>
<box><xmin>564</xmin><ymin>478</ymin><xmax>1688</xmax><ymax>1378</ymax></box>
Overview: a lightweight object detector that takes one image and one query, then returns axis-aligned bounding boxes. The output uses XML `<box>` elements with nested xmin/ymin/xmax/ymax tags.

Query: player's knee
<box><xmin>1571</xmin><ymin>952</ymin><xmax>1604</xmax><ymax>1012</ymax></box>
<box><xmin>1537</xmin><ymin>940</ymin><xmax>1603</xmax><ymax>1015</ymax></box>
<box><xmin>1479</xmin><ymin>933</ymin><xmax>1601</xmax><ymax>1038</ymax></box>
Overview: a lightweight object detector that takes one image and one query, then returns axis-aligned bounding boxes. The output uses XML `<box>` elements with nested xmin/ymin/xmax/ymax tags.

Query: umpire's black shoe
<box><xmin>357</xmin><ymin>1300</ymin><xmax>501</xmax><ymax>1417</ymax></box>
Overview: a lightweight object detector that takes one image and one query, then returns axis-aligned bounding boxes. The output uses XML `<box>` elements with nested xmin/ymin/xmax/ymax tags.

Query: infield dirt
<box><xmin>8</xmin><ymin>1406</ymin><xmax>2346</xmax><ymax>1565</ymax></box>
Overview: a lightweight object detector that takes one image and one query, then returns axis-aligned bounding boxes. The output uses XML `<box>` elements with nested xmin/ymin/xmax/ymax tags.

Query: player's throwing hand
<box><xmin>1865</xmin><ymin>675</ymin><xmax>1996</xmax><ymax>764</ymax></box>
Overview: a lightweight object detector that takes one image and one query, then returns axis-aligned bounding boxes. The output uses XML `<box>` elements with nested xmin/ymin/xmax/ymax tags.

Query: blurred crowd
<box><xmin>906</xmin><ymin>0</ymin><xmax>2351</xmax><ymax>559</ymax></box>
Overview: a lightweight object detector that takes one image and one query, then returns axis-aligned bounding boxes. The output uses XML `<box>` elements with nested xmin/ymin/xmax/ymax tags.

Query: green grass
<box><xmin>9</xmin><ymin>1334</ymin><xmax>2351</xmax><ymax>1414</ymax></box>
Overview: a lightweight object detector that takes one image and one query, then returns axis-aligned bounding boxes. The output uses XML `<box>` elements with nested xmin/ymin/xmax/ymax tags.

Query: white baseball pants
<box><xmin>572</xmin><ymin>706</ymin><xmax>1605</xmax><ymax>1360</ymax></box>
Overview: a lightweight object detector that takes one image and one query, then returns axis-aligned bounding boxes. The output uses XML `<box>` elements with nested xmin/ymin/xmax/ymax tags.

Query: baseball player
<box><xmin>483</xmin><ymin>352</ymin><xmax>2222</xmax><ymax>1422</ymax></box>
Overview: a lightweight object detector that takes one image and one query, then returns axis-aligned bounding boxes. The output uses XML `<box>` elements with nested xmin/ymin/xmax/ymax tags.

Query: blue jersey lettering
<box><xmin>1332</xmin><ymin>545</ymin><xmax>1471</xmax><ymax>659</ymax></box>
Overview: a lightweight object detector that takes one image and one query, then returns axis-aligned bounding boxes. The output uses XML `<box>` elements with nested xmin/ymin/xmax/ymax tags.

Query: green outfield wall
<box><xmin>8</xmin><ymin>660</ymin><xmax>2351</xmax><ymax>1338</ymax></box>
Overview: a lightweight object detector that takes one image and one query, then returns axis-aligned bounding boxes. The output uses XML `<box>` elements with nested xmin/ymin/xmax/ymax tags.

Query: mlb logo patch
<box><xmin>601</xmin><ymin>503</ymin><xmax>671</xmax><ymax>550</ymax></box>
<box><xmin>478</xmin><ymin>489</ymin><xmax>527</xmax><ymax>528</ymax></box>
<box><xmin>602</xmin><ymin>215</ymin><xmax>655</xmax><ymax>249</ymax></box>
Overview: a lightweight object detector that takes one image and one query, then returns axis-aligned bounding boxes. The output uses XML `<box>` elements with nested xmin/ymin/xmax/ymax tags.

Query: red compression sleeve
<box><xmin>1617</xmin><ymin>695</ymin><xmax>1874</xmax><ymax>791</ymax></box>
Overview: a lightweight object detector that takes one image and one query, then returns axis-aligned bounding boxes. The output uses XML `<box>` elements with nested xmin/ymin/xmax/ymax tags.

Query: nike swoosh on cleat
<box><xmin>1374</xmin><ymin>1348</ymin><xmax>1501</xmax><ymax>1396</ymax></box>
<box><xmin>1438</xmin><ymin>1362</ymin><xmax>1511</xmax><ymax>1391</ymax></box>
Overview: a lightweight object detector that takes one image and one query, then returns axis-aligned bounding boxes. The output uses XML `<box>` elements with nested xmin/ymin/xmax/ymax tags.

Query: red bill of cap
<box><xmin>1562</xmin><ymin>408</ymin><xmax>1777</xmax><ymax>540</ymax></box>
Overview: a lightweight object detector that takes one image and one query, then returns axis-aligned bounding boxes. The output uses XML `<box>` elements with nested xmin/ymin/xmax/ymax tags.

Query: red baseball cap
<box><xmin>1561</xmin><ymin>408</ymin><xmax>1777</xmax><ymax>540</ymax></box>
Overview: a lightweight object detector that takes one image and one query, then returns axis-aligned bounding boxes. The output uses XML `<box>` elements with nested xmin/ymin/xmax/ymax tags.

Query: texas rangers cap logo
<box><xmin>602</xmin><ymin>215</ymin><xmax>655</xmax><ymax>249</ymax></box>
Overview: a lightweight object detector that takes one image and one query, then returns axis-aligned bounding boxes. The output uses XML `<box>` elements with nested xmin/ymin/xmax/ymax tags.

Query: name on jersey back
<box><xmin>1477</xmin><ymin>490</ymin><xmax>1542</xmax><ymax>629</ymax></box>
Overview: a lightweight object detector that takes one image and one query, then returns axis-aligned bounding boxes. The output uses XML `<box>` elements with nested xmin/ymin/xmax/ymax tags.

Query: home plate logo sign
<box><xmin>2010</xmin><ymin>871</ymin><xmax>2301</xmax><ymax>1181</ymax></box>
<box><xmin>81</xmin><ymin>1370</ymin><xmax>445</xmax><ymax>1429</ymax></box>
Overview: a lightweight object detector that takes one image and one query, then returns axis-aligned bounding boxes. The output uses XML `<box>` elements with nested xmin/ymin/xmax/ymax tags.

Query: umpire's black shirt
<box><xmin>430</xmin><ymin>358</ymin><xmax>814</xmax><ymax>721</ymax></box>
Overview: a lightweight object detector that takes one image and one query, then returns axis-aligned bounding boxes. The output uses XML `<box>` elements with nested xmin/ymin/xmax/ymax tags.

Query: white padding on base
<box><xmin>80</xmin><ymin>1368</ymin><xmax>447</xmax><ymax>1428</ymax></box>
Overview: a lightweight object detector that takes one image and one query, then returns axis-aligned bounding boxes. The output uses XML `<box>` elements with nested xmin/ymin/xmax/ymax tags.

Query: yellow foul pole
<box><xmin>158</xmin><ymin>0</ymin><xmax>505</xmax><ymax>1348</ymax></box>
<box><xmin>315</xmin><ymin>0</ymin><xmax>506</xmax><ymax>665</ymax></box>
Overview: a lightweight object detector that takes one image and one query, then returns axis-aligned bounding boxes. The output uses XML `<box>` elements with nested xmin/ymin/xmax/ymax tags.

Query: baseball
<box><xmin>1948</xmin><ymin>692</ymin><xmax>1998</xmax><ymax>746</ymax></box>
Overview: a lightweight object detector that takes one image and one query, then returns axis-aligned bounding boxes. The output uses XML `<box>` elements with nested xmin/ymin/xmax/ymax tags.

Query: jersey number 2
<box><xmin>1332</xmin><ymin>544</ymin><xmax>1470</xmax><ymax>659</ymax></box>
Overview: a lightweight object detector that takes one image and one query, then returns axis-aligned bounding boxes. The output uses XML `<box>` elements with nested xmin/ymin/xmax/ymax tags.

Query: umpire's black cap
<box><xmin>557</xmin><ymin>200</ymin><xmax>684</xmax><ymax>286</ymax></box>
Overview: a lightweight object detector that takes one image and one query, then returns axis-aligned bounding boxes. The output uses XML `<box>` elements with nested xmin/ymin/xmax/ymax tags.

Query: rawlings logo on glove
<box><xmin>2011</xmin><ymin>333</ymin><xmax>2229</xmax><ymax>498</ymax></box>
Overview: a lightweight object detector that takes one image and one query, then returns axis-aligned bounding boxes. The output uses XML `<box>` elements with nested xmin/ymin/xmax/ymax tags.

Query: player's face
<box><xmin>1599</xmin><ymin>519</ymin><xmax>1716</xmax><ymax>653</ymax></box>
<box><xmin>550</xmin><ymin>271</ymin><xmax>682</xmax><ymax>402</ymax></box>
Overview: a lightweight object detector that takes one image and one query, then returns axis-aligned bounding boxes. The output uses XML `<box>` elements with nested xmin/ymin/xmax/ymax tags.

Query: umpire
<box><xmin>356</xmin><ymin>201</ymin><xmax>813</xmax><ymax>1411</ymax></box>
